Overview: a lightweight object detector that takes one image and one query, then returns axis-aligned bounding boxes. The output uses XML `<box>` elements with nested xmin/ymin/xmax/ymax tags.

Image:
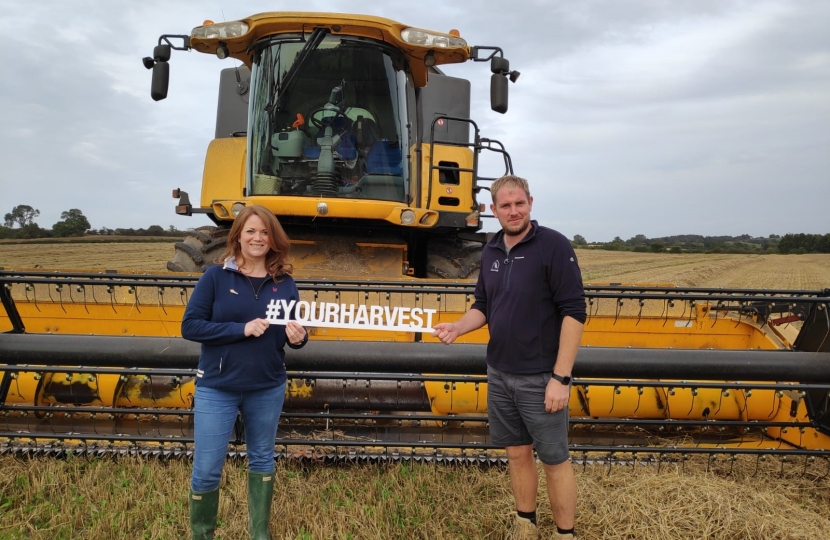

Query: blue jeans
<box><xmin>191</xmin><ymin>383</ymin><xmax>286</xmax><ymax>492</ymax></box>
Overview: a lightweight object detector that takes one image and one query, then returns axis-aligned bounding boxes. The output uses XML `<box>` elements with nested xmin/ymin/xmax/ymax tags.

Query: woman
<box><xmin>182</xmin><ymin>205</ymin><xmax>307</xmax><ymax>540</ymax></box>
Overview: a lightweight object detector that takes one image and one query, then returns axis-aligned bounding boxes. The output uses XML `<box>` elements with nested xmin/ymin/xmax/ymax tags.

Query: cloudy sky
<box><xmin>1</xmin><ymin>0</ymin><xmax>828</xmax><ymax>242</ymax></box>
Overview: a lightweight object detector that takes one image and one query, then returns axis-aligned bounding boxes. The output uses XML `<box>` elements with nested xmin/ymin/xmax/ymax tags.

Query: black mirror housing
<box><xmin>151</xmin><ymin>61</ymin><xmax>170</xmax><ymax>101</ymax></box>
<box><xmin>491</xmin><ymin>56</ymin><xmax>509</xmax><ymax>75</ymax></box>
<box><xmin>490</xmin><ymin>73</ymin><xmax>508</xmax><ymax>114</ymax></box>
<box><xmin>153</xmin><ymin>44</ymin><xmax>172</xmax><ymax>62</ymax></box>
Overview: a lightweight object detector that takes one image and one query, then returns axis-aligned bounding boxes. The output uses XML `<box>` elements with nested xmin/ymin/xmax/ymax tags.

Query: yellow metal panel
<box><xmin>5</xmin><ymin>369</ymin><xmax>193</xmax><ymax>410</ymax></box>
<box><xmin>425</xmin><ymin>380</ymin><xmax>487</xmax><ymax>415</ymax></box>
<box><xmin>113</xmin><ymin>376</ymin><xmax>193</xmax><ymax>409</ymax></box>
<box><xmin>2</xmin><ymin>372</ymin><xmax>38</xmax><ymax>404</ymax></box>
<box><xmin>13</xmin><ymin>303</ymin><xmax>185</xmax><ymax>337</ymax></box>
<box><xmin>0</xmin><ymin>301</ymin><xmax>11</xmax><ymax>333</ymax></box>
<box><xmin>765</xmin><ymin>393</ymin><xmax>830</xmax><ymax>450</ymax></box>
<box><xmin>190</xmin><ymin>13</ymin><xmax>471</xmax><ymax>87</ymax></box>
<box><xmin>215</xmin><ymin>196</ymin><xmax>439</xmax><ymax>229</ymax></box>
<box><xmin>420</xmin><ymin>144</ymin><xmax>476</xmax><ymax>211</ymax></box>
<box><xmin>200</xmin><ymin>138</ymin><xmax>247</xmax><ymax>207</ymax></box>
<box><xmin>582</xmin><ymin>316</ymin><xmax>781</xmax><ymax>350</ymax></box>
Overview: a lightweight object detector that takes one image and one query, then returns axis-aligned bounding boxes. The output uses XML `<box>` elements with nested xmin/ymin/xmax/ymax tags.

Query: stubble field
<box><xmin>0</xmin><ymin>242</ymin><xmax>829</xmax><ymax>539</ymax></box>
<box><xmin>1</xmin><ymin>242</ymin><xmax>829</xmax><ymax>289</ymax></box>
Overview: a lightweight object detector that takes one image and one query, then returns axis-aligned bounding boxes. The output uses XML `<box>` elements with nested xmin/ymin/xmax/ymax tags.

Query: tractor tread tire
<box><xmin>167</xmin><ymin>226</ymin><xmax>230</xmax><ymax>273</ymax></box>
<box><xmin>426</xmin><ymin>237</ymin><xmax>483</xmax><ymax>280</ymax></box>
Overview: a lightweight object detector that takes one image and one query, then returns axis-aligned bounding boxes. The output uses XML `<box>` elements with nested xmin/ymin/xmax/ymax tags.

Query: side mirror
<box><xmin>491</xmin><ymin>56</ymin><xmax>510</xmax><ymax>75</ymax></box>
<box><xmin>489</xmin><ymin>56</ymin><xmax>519</xmax><ymax>114</ymax></box>
<box><xmin>146</xmin><ymin>44</ymin><xmax>172</xmax><ymax>101</ymax></box>
<box><xmin>469</xmin><ymin>46</ymin><xmax>519</xmax><ymax>113</ymax></box>
<box><xmin>490</xmin><ymin>73</ymin><xmax>508</xmax><ymax>114</ymax></box>
<box><xmin>151</xmin><ymin>61</ymin><xmax>170</xmax><ymax>101</ymax></box>
<box><xmin>153</xmin><ymin>44</ymin><xmax>171</xmax><ymax>62</ymax></box>
<box><xmin>144</xmin><ymin>37</ymin><xmax>190</xmax><ymax>101</ymax></box>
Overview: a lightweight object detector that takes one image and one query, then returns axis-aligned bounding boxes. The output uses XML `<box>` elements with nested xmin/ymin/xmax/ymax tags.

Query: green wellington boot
<box><xmin>189</xmin><ymin>487</ymin><xmax>220</xmax><ymax>540</ymax></box>
<box><xmin>248</xmin><ymin>471</ymin><xmax>275</xmax><ymax>540</ymax></box>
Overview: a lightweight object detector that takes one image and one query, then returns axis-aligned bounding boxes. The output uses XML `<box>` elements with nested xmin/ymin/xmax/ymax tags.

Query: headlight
<box><xmin>191</xmin><ymin>21</ymin><xmax>249</xmax><ymax>40</ymax></box>
<box><xmin>401</xmin><ymin>210</ymin><xmax>416</xmax><ymax>225</ymax></box>
<box><xmin>231</xmin><ymin>203</ymin><xmax>246</xmax><ymax>217</ymax></box>
<box><xmin>401</xmin><ymin>28</ymin><xmax>467</xmax><ymax>49</ymax></box>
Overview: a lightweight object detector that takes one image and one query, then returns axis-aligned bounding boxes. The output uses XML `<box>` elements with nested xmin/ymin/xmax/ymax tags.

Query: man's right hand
<box><xmin>432</xmin><ymin>323</ymin><xmax>459</xmax><ymax>345</ymax></box>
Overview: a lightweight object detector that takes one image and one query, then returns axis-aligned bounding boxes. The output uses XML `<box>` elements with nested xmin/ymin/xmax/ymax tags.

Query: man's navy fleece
<box><xmin>471</xmin><ymin>221</ymin><xmax>586</xmax><ymax>375</ymax></box>
<box><xmin>182</xmin><ymin>260</ymin><xmax>307</xmax><ymax>391</ymax></box>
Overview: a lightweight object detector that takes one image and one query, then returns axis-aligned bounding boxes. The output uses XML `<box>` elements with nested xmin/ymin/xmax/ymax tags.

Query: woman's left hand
<box><xmin>285</xmin><ymin>321</ymin><xmax>307</xmax><ymax>345</ymax></box>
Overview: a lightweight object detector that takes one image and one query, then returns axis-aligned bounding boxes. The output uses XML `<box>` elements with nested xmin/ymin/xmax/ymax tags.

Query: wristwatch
<box><xmin>551</xmin><ymin>372</ymin><xmax>571</xmax><ymax>385</ymax></box>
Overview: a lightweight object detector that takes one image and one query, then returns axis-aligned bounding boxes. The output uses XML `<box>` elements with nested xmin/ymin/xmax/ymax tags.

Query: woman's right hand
<box><xmin>244</xmin><ymin>318</ymin><xmax>270</xmax><ymax>337</ymax></box>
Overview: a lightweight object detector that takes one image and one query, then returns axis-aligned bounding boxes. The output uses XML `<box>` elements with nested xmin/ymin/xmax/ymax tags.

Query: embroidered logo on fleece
<box><xmin>490</xmin><ymin>260</ymin><xmax>500</xmax><ymax>272</ymax></box>
<box><xmin>273</xmin><ymin>287</ymin><xmax>278</xmax><ymax>292</ymax></box>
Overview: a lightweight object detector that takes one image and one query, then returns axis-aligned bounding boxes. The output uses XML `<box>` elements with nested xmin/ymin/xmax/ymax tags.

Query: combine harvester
<box><xmin>1</xmin><ymin>12</ymin><xmax>829</xmax><ymax>468</ymax></box>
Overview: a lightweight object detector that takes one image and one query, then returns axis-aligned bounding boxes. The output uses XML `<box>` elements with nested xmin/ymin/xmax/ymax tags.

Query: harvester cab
<box><xmin>143</xmin><ymin>14</ymin><xmax>520</xmax><ymax>277</ymax></box>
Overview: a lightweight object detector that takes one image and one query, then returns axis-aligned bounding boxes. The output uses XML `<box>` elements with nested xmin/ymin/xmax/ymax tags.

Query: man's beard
<box><xmin>504</xmin><ymin>219</ymin><xmax>530</xmax><ymax>236</ymax></box>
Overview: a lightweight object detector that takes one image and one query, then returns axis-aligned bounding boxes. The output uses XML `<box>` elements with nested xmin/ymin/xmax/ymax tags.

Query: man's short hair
<box><xmin>490</xmin><ymin>175</ymin><xmax>531</xmax><ymax>203</ymax></box>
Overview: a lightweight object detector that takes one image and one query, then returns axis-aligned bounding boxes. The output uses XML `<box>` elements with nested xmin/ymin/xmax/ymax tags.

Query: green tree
<box><xmin>572</xmin><ymin>234</ymin><xmax>587</xmax><ymax>246</ymax></box>
<box><xmin>17</xmin><ymin>224</ymin><xmax>49</xmax><ymax>239</ymax></box>
<box><xmin>4</xmin><ymin>205</ymin><xmax>40</xmax><ymax>228</ymax></box>
<box><xmin>52</xmin><ymin>209</ymin><xmax>91</xmax><ymax>237</ymax></box>
<box><xmin>146</xmin><ymin>225</ymin><xmax>165</xmax><ymax>235</ymax></box>
<box><xmin>650</xmin><ymin>242</ymin><xmax>665</xmax><ymax>253</ymax></box>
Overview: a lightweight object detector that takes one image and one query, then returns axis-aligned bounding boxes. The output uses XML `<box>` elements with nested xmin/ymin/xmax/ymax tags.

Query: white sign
<box><xmin>265</xmin><ymin>300</ymin><xmax>438</xmax><ymax>333</ymax></box>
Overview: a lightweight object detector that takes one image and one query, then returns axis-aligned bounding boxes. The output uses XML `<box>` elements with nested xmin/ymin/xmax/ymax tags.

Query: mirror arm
<box><xmin>470</xmin><ymin>45</ymin><xmax>503</xmax><ymax>62</ymax></box>
<box><xmin>157</xmin><ymin>34</ymin><xmax>191</xmax><ymax>51</ymax></box>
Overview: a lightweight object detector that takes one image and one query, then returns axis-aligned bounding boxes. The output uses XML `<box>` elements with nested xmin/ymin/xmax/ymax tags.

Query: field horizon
<box><xmin>1</xmin><ymin>242</ymin><xmax>829</xmax><ymax>290</ymax></box>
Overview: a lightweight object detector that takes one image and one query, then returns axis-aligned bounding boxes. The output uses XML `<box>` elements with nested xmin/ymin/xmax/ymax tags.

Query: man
<box><xmin>432</xmin><ymin>175</ymin><xmax>586</xmax><ymax>540</ymax></box>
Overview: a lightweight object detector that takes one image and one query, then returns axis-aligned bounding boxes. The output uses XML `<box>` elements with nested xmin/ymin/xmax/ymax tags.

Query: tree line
<box><xmin>1</xmin><ymin>204</ymin><xmax>185</xmax><ymax>239</ymax></box>
<box><xmin>3</xmin><ymin>204</ymin><xmax>827</xmax><ymax>253</ymax></box>
<box><xmin>571</xmin><ymin>232</ymin><xmax>830</xmax><ymax>254</ymax></box>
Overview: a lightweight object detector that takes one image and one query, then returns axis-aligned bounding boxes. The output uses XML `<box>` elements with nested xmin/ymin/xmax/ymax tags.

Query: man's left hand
<box><xmin>544</xmin><ymin>377</ymin><xmax>570</xmax><ymax>413</ymax></box>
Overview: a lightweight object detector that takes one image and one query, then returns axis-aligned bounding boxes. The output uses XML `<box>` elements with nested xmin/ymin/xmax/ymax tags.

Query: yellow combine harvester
<box><xmin>1</xmin><ymin>11</ymin><xmax>829</xmax><ymax>464</ymax></box>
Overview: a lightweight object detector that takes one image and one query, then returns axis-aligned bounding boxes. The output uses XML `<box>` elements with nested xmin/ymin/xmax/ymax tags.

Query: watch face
<box><xmin>553</xmin><ymin>373</ymin><xmax>571</xmax><ymax>385</ymax></box>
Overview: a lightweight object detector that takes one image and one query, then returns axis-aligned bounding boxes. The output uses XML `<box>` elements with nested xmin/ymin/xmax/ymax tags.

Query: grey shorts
<box><xmin>487</xmin><ymin>365</ymin><xmax>570</xmax><ymax>465</ymax></box>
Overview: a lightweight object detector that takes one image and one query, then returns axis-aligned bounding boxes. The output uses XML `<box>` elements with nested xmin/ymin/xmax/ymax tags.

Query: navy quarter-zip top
<box><xmin>181</xmin><ymin>258</ymin><xmax>308</xmax><ymax>391</ymax></box>
<box><xmin>471</xmin><ymin>221</ymin><xmax>586</xmax><ymax>374</ymax></box>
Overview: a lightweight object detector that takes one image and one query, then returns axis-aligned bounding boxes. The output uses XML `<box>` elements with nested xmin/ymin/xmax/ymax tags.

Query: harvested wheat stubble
<box><xmin>1</xmin><ymin>245</ymin><xmax>829</xmax><ymax>538</ymax></box>
<box><xmin>2</xmin><ymin>243</ymin><xmax>829</xmax><ymax>289</ymax></box>
<box><xmin>0</xmin><ymin>454</ymin><xmax>827</xmax><ymax>539</ymax></box>
<box><xmin>0</xmin><ymin>242</ymin><xmax>177</xmax><ymax>272</ymax></box>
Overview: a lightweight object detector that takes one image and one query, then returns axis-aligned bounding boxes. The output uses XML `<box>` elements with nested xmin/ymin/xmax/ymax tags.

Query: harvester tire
<box><xmin>426</xmin><ymin>238</ymin><xmax>483</xmax><ymax>280</ymax></box>
<box><xmin>167</xmin><ymin>226</ymin><xmax>229</xmax><ymax>273</ymax></box>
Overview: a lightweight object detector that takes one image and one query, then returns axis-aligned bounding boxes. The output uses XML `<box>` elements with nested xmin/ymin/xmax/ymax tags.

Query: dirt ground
<box><xmin>1</xmin><ymin>242</ymin><xmax>828</xmax><ymax>289</ymax></box>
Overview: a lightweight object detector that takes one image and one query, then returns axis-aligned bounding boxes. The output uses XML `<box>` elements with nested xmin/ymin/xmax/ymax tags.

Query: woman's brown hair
<box><xmin>217</xmin><ymin>205</ymin><xmax>293</xmax><ymax>277</ymax></box>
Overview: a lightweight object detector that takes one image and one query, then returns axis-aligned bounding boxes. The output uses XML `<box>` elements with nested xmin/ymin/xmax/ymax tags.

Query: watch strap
<box><xmin>551</xmin><ymin>372</ymin><xmax>571</xmax><ymax>385</ymax></box>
